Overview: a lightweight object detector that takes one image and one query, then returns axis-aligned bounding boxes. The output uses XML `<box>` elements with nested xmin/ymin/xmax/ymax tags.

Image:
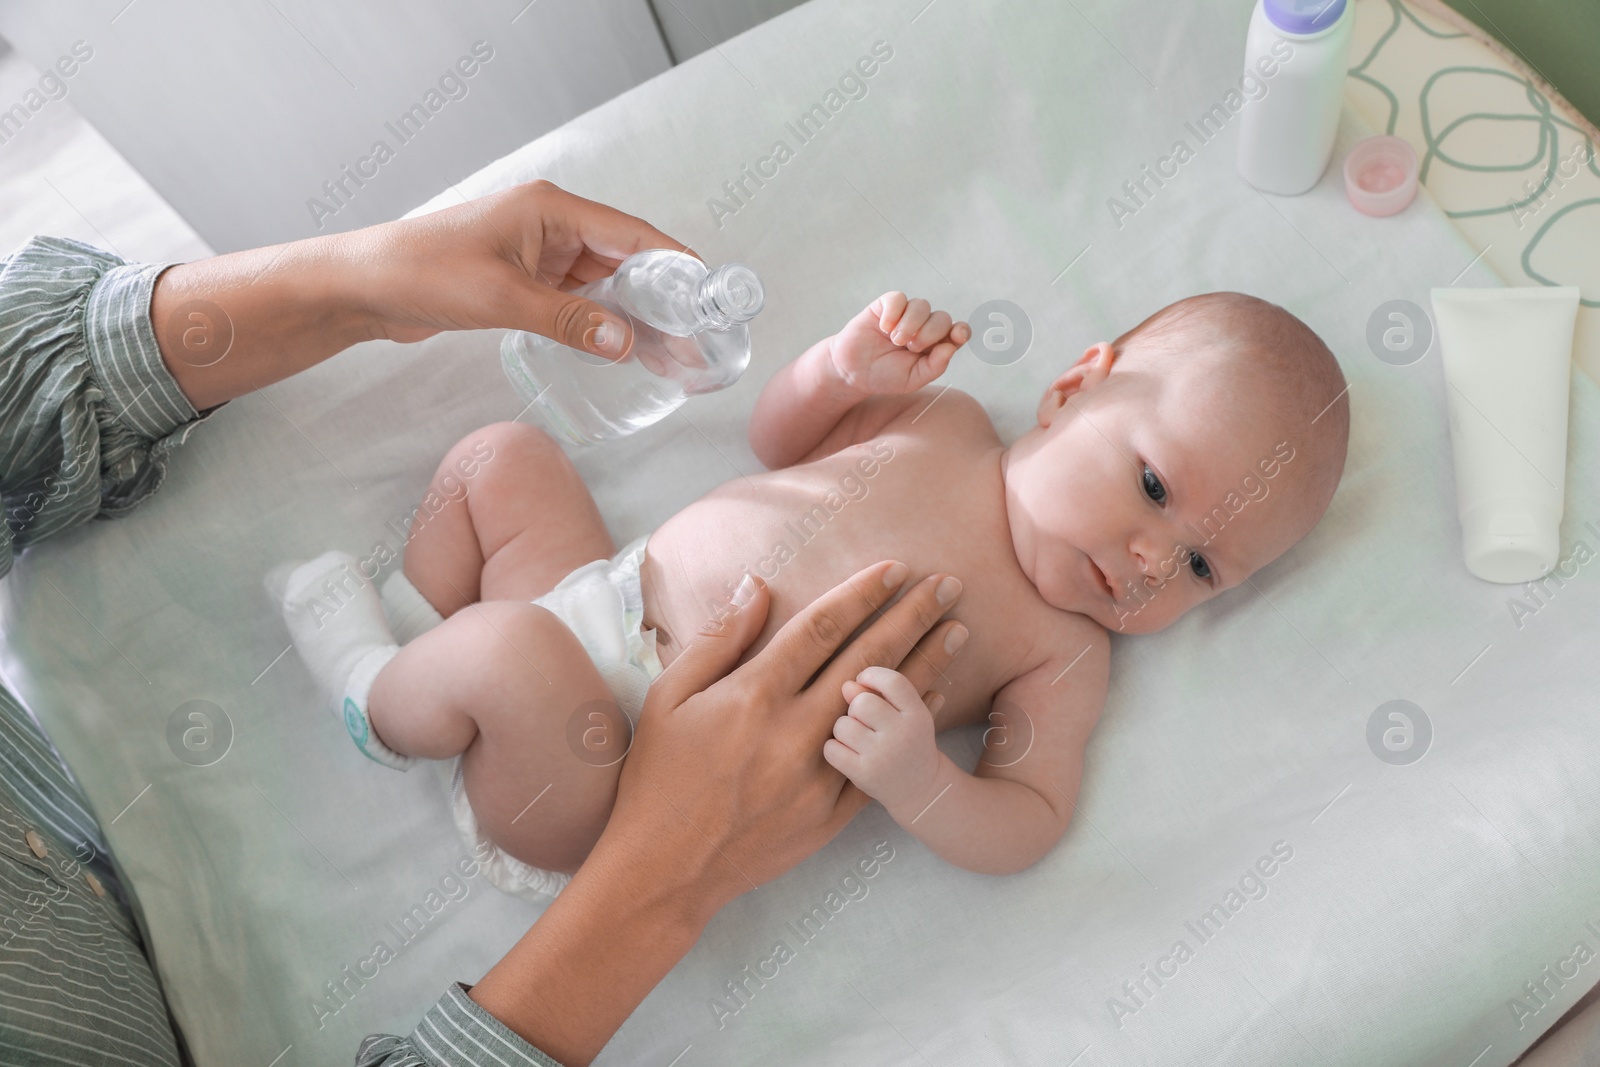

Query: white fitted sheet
<box><xmin>3</xmin><ymin>0</ymin><xmax>1598</xmax><ymax>1064</ymax></box>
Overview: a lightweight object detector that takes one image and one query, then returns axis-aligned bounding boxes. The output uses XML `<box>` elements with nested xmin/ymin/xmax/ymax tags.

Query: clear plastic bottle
<box><xmin>501</xmin><ymin>249</ymin><xmax>764</xmax><ymax>445</ymax></box>
<box><xmin>1236</xmin><ymin>0</ymin><xmax>1354</xmax><ymax>195</ymax></box>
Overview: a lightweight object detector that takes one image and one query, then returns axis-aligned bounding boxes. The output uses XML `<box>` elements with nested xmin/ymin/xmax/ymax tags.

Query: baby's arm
<box><xmin>825</xmin><ymin>639</ymin><xmax>1109</xmax><ymax>875</ymax></box>
<box><xmin>749</xmin><ymin>293</ymin><xmax>970</xmax><ymax>469</ymax></box>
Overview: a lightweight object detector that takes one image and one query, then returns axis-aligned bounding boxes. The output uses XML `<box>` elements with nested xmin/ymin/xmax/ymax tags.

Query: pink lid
<box><xmin>1344</xmin><ymin>135</ymin><xmax>1418</xmax><ymax>217</ymax></box>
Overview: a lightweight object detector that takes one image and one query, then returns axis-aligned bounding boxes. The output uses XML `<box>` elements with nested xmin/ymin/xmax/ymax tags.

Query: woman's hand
<box><xmin>151</xmin><ymin>180</ymin><xmax>692</xmax><ymax>410</ymax></box>
<box><xmin>609</xmin><ymin>562</ymin><xmax>967</xmax><ymax>906</ymax></box>
<box><xmin>467</xmin><ymin>561</ymin><xmax>966</xmax><ymax>1066</ymax></box>
<box><xmin>349</xmin><ymin>180</ymin><xmax>693</xmax><ymax>354</ymax></box>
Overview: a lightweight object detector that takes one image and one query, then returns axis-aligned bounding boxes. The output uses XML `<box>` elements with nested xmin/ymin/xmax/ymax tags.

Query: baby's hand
<box><xmin>827</xmin><ymin>292</ymin><xmax>970</xmax><ymax>396</ymax></box>
<box><xmin>824</xmin><ymin>665</ymin><xmax>942</xmax><ymax>813</ymax></box>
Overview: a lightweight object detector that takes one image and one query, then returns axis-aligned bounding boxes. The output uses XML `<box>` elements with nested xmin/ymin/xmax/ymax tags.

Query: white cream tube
<box><xmin>1431</xmin><ymin>286</ymin><xmax>1580</xmax><ymax>583</ymax></box>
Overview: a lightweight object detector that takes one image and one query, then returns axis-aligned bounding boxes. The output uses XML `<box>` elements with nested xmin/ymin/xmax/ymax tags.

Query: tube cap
<box><xmin>1344</xmin><ymin>135</ymin><xmax>1418</xmax><ymax>217</ymax></box>
<box><xmin>1459</xmin><ymin>505</ymin><xmax>1559</xmax><ymax>584</ymax></box>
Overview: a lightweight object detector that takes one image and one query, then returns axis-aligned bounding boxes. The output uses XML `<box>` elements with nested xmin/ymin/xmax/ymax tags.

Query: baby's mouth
<box><xmin>1087</xmin><ymin>555</ymin><xmax>1115</xmax><ymax>600</ymax></box>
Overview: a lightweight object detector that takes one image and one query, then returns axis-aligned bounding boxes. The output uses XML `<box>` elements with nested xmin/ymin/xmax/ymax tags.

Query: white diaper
<box><xmin>449</xmin><ymin>534</ymin><xmax>664</xmax><ymax>901</ymax></box>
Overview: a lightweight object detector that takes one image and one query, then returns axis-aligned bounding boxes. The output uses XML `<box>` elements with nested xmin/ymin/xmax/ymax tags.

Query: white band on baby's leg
<box><xmin>341</xmin><ymin>645</ymin><xmax>413</xmax><ymax>771</ymax></box>
<box><xmin>381</xmin><ymin>570</ymin><xmax>446</xmax><ymax>645</ymax></box>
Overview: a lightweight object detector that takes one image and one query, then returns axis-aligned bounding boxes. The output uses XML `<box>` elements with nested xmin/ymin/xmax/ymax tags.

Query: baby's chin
<box><xmin>1099</xmin><ymin>591</ymin><xmax>1189</xmax><ymax>635</ymax></box>
<box><xmin>1105</xmin><ymin>610</ymin><xmax>1173</xmax><ymax>635</ymax></box>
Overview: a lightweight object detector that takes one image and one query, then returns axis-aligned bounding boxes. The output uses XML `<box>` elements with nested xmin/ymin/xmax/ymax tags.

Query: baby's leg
<box><xmin>403</xmin><ymin>421</ymin><xmax>614</xmax><ymax>616</ymax></box>
<box><xmin>369</xmin><ymin>599</ymin><xmax>627</xmax><ymax>874</ymax></box>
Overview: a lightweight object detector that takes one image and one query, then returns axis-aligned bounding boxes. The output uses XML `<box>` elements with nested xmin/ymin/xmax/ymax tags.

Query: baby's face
<box><xmin>1001</xmin><ymin>343</ymin><xmax>1305</xmax><ymax>634</ymax></box>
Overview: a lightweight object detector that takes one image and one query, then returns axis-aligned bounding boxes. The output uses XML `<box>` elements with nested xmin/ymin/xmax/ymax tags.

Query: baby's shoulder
<box><xmin>881</xmin><ymin>387</ymin><xmax>998</xmax><ymax>446</ymax></box>
<box><xmin>1003</xmin><ymin>608</ymin><xmax>1111</xmax><ymax>700</ymax></box>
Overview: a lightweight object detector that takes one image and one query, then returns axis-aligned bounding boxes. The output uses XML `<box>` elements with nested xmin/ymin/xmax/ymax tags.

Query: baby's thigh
<box><xmin>473</xmin><ymin>421</ymin><xmax>614</xmax><ymax>600</ymax></box>
<box><xmin>413</xmin><ymin>421</ymin><xmax>615</xmax><ymax>605</ymax></box>
<box><xmin>459</xmin><ymin>601</ymin><xmax>629</xmax><ymax>874</ymax></box>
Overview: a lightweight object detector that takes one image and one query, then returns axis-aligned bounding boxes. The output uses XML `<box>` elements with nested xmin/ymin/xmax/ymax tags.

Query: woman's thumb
<box><xmin>521</xmin><ymin>285</ymin><xmax>632</xmax><ymax>360</ymax></box>
<box><xmin>647</xmin><ymin>575</ymin><xmax>769</xmax><ymax>713</ymax></box>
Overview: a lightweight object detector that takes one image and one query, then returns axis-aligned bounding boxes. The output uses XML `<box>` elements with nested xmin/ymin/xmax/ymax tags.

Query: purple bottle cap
<box><xmin>1263</xmin><ymin>0</ymin><xmax>1347</xmax><ymax>35</ymax></box>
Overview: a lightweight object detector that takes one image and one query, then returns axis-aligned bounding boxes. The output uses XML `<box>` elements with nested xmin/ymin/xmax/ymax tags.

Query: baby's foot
<box><xmin>268</xmin><ymin>551</ymin><xmax>411</xmax><ymax>769</ymax></box>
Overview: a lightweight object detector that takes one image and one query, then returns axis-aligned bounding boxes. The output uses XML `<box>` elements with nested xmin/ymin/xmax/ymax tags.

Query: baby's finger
<box><xmin>907</xmin><ymin>309</ymin><xmax>953</xmax><ymax>353</ymax></box>
<box><xmin>874</xmin><ymin>291</ymin><xmax>908</xmax><ymax>335</ymax></box>
<box><xmin>832</xmin><ymin>714</ymin><xmax>874</xmax><ymax>750</ymax></box>
<box><xmin>856</xmin><ymin>665</ymin><xmax>929</xmax><ymax>715</ymax></box>
<box><xmin>929</xmin><ymin>341</ymin><xmax>959</xmax><ymax>374</ymax></box>
<box><xmin>823</xmin><ymin>737</ymin><xmax>861</xmax><ymax>776</ymax></box>
<box><xmin>841</xmin><ymin>679</ymin><xmax>868</xmax><ymax>703</ymax></box>
<box><xmin>847</xmin><ymin>691</ymin><xmax>899</xmax><ymax>731</ymax></box>
<box><xmin>909</xmin><ymin>343</ymin><xmax>958</xmax><ymax>390</ymax></box>
<box><xmin>890</xmin><ymin>299</ymin><xmax>932</xmax><ymax>347</ymax></box>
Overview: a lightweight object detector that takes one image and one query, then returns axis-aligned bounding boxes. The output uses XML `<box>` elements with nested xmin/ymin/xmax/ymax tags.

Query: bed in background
<box><xmin>1</xmin><ymin>0</ymin><xmax>1597</xmax><ymax>1064</ymax></box>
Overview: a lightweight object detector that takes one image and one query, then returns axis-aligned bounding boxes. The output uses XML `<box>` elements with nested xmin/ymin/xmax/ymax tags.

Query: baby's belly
<box><xmin>641</xmin><ymin>479</ymin><xmax>886</xmax><ymax>664</ymax></box>
<box><xmin>635</xmin><ymin>451</ymin><xmax>1037</xmax><ymax>728</ymax></box>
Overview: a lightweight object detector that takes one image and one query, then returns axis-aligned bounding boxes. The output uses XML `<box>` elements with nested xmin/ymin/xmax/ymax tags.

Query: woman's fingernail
<box><xmin>883</xmin><ymin>562</ymin><xmax>909</xmax><ymax>588</ymax></box>
<box><xmin>943</xmin><ymin>623</ymin><xmax>968</xmax><ymax>655</ymax></box>
<box><xmin>935</xmin><ymin>576</ymin><xmax>962</xmax><ymax>606</ymax></box>
<box><xmin>587</xmin><ymin>314</ymin><xmax>629</xmax><ymax>357</ymax></box>
<box><xmin>731</xmin><ymin>574</ymin><xmax>758</xmax><ymax>607</ymax></box>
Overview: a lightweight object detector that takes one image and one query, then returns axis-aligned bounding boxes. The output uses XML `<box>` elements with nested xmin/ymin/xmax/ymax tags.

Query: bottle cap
<box><xmin>1344</xmin><ymin>135</ymin><xmax>1419</xmax><ymax>217</ymax></box>
<box><xmin>706</xmin><ymin>263</ymin><xmax>765</xmax><ymax>324</ymax></box>
<box><xmin>1263</xmin><ymin>0</ymin><xmax>1347</xmax><ymax>35</ymax></box>
<box><xmin>1459</xmin><ymin>504</ymin><xmax>1559</xmax><ymax>584</ymax></box>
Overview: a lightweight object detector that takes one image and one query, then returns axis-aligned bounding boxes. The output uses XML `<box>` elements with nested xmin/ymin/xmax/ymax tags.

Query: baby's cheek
<box><xmin>1037</xmin><ymin>551</ymin><xmax>1080</xmax><ymax>612</ymax></box>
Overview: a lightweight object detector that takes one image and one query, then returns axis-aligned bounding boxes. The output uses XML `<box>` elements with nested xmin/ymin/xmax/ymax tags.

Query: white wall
<box><xmin>0</xmin><ymin>0</ymin><xmax>672</xmax><ymax>252</ymax></box>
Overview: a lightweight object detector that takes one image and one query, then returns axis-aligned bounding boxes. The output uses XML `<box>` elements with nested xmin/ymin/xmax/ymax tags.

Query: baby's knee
<box><xmin>463</xmin><ymin>600</ymin><xmax>607</xmax><ymax>697</ymax></box>
<box><xmin>445</xmin><ymin>421</ymin><xmax>565</xmax><ymax>488</ymax></box>
<box><xmin>434</xmin><ymin>423</ymin><xmax>585</xmax><ymax>524</ymax></box>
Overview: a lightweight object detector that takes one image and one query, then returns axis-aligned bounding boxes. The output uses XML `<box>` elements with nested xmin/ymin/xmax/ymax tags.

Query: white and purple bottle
<box><xmin>1236</xmin><ymin>0</ymin><xmax>1355</xmax><ymax>195</ymax></box>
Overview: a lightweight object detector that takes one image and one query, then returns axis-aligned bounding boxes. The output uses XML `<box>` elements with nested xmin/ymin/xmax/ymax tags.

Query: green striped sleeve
<box><xmin>357</xmin><ymin>984</ymin><xmax>566</xmax><ymax>1067</ymax></box>
<box><xmin>0</xmin><ymin>235</ymin><xmax>218</xmax><ymax>579</ymax></box>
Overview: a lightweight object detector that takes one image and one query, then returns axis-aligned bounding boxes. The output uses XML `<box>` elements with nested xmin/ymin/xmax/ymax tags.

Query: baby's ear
<box><xmin>1038</xmin><ymin>342</ymin><xmax>1115</xmax><ymax>426</ymax></box>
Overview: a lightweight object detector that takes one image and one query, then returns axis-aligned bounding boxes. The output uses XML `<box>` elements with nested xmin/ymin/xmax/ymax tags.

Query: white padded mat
<box><xmin>3</xmin><ymin>1</ymin><xmax>1598</xmax><ymax>1064</ymax></box>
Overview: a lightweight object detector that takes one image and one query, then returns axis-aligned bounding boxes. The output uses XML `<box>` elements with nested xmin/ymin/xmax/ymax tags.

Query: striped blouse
<box><xmin>0</xmin><ymin>236</ymin><xmax>560</xmax><ymax>1066</ymax></box>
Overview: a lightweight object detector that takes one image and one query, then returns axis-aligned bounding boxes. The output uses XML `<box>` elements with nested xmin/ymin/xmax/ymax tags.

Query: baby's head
<box><xmin>1000</xmin><ymin>292</ymin><xmax>1349</xmax><ymax>634</ymax></box>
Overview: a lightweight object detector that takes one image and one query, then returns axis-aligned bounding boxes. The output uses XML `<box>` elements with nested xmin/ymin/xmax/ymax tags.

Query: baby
<box><xmin>277</xmin><ymin>288</ymin><xmax>1349</xmax><ymax>899</ymax></box>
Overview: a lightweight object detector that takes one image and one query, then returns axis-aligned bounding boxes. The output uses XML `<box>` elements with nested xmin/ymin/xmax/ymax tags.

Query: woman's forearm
<box><xmin>150</xmin><ymin>235</ymin><xmax>376</xmax><ymax>411</ymax></box>
<box><xmin>466</xmin><ymin>833</ymin><xmax>721</xmax><ymax>1067</ymax></box>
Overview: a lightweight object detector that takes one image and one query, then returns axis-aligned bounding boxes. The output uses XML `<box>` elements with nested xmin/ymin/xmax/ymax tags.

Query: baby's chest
<box><xmin>754</xmin><ymin>529</ymin><xmax>1068</xmax><ymax>728</ymax></box>
<box><xmin>647</xmin><ymin>440</ymin><xmax>1063</xmax><ymax>702</ymax></box>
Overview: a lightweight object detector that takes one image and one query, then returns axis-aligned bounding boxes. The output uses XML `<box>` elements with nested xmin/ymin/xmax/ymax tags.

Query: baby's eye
<box><xmin>1188</xmin><ymin>551</ymin><xmax>1212</xmax><ymax>581</ymax></box>
<box><xmin>1141</xmin><ymin>466</ymin><xmax>1166</xmax><ymax>504</ymax></box>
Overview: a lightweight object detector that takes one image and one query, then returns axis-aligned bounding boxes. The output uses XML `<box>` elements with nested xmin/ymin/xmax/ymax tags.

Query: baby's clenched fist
<box><xmin>823</xmin><ymin>665</ymin><xmax>943</xmax><ymax>813</ymax></box>
<box><xmin>827</xmin><ymin>291</ymin><xmax>970</xmax><ymax>397</ymax></box>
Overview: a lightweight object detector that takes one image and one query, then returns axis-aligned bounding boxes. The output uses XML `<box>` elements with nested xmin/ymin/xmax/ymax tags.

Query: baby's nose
<box><xmin>1128</xmin><ymin>534</ymin><xmax>1165</xmax><ymax>579</ymax></box>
